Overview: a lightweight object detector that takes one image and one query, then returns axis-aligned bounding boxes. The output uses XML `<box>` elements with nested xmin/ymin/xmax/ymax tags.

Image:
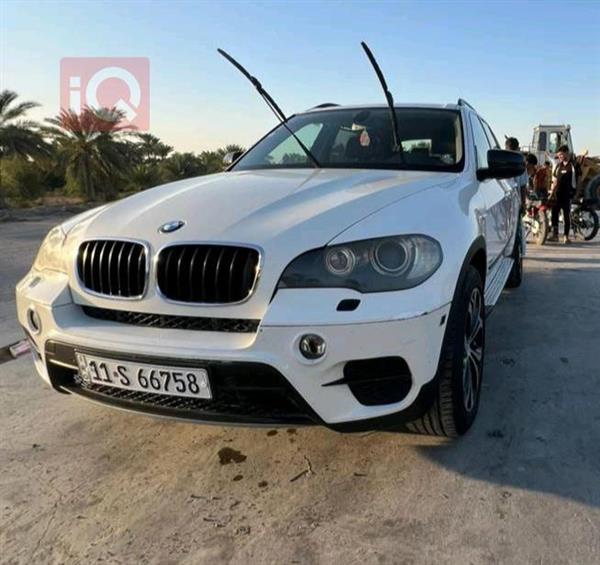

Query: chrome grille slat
<box><xmin>116</xmin><ymin>242</ymin><xmax>126</xmax><ymax>296</ymax></box>
<box><xmin>89</xmin><ymin>241</ymin><xmax>99</xmax><ymax>293</ymax></box>
<box><xmin>126</xmin><ymin>244</ymin><xmax>136</xmax><ymax>296</ymax></box>
<box><xmin>201</xmin><ymin>248</ymin><xmax>211</xmax><ymax>302</ymax></box>
<box><xmin>80</xmin><ymin>242</ymin><xmax>90</xmax><ymax>288</ymax></box>
<box><xmin>242</xmin><ymin>252</ymin><xmax>254</xmax><ymax>296</ymax></box>
<box><xmin>177</xmin><ymin>247</ymin><xmax>187</xmax><ymax>299</ymax></box>
<box><xmin>97</xmin><ymin>241</ymin><xmax>107</xmax><ymax>294</ymax></box>
<box><xmin>214</xmin><ymin>247</ymin><xmax>225</xmax><ymax>302</ymax></box>
<box><xmin>228</xmin><ymin>249</ymin><xmax>239</xmax><ymax>303</ymax></box>
<box><xmin>157</xmin><ymin>244</ymin><xmax>259</xmax><ymax>304</ymax></box>
<box><xmin>77</xmin><ymin>240</ymin><xmax>146</xmax><ymax>298</ymax></box>
<box><xmin>189</xmin><ymin>247</ymin><xmax>200</xmax><ymax>301</ymax></box>
<box><xmin>163</xmin><ymin>247</ymin><xmax>175</xmax><ymax>297</ymax></box>
<box><xmin>136</xmin><ymin>246</ymin><xmax>145</xmax><ymax>293</ymax></box>
<box><xmin>106</xmin><ymin>241</ymin><xmax>116</xmax><ymax>296</ymax></box>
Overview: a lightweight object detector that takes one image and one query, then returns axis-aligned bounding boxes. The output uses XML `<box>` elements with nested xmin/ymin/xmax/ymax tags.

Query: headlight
<box><xmin>277</xmin><ymin>235</ymin><xmax>442</xmax><ymax>293</ymax></box>
<box><xmin>33</xmin><ymin>226</ymin><xmax>68</xmax><ymax>273</ymax></box>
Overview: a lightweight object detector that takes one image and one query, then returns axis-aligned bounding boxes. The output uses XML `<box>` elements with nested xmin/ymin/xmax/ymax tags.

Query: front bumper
<box><xmin>16</xmin><ymin>271</ymin><xmax>450</xmax><ymax>430</ymax></box>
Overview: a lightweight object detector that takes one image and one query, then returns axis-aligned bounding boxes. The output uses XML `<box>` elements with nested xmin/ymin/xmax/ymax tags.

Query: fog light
<box><xmin>27</xmin><ymin>307</ymin><xmax>41</xmax><ymax>335</ymax></box>
<box><xmin>299</xmin><ymin>334</ymin><xmax>326</xmax><ymax>360</ymax></box>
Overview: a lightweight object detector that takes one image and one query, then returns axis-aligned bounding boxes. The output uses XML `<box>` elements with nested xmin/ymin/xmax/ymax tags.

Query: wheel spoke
<box><xmin>469</xmin><ymin>345</ymin><xmax>483</xmax><ymax>363</ymax></box>
<box><xmin>469</xmin><ymin>353</ymin><xmax>481</xmax><ymax>390</ymax></box>
<box><xmin>468</xmin><ymin>378</ymin><xmax>475</xmax><ymax>410</ymax></box>
<box><xmin>463</xmin><ymin>287</ymin><xmax>484</xmax><ymax>413</ymax></box>
<box><xmin>469</xmin><ymin>316</ymin><xmax>483</xmax><ymax>342</ymax></box>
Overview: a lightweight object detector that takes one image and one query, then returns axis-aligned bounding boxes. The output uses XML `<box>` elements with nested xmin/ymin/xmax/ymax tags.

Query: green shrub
<box><xmin>0</xmin><ymin>157</ymin><xmax>45</xmax><ymax>205</ymax></box>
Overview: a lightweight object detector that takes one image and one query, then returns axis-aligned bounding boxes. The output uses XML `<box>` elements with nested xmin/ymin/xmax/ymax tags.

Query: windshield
<box><xmin>232</xmin><ymin>107</ymin><xmax>464</xmax><ymax>173</ymax></box>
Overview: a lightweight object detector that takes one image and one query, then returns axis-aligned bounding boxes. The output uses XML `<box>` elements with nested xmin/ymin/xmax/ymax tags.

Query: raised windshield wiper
<box><xmin>217</xmin><ymin>48</ymin><xmax>321</xmax><ymax>168</ymax></box>
<box><xmin>360</xmin><ymin>41</ymin><xmax>405</xmax><ymax>163</ymax></box>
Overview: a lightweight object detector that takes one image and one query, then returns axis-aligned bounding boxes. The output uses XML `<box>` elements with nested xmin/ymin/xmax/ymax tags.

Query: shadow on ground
<box><xmin>419</xmin><ymin>256</ymin><xmax>600</xmax><ymax>509</ymax></box>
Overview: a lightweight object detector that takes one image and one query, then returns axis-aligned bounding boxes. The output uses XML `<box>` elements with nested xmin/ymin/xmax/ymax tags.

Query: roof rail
<box><xmin>308</xmin><ymin>103</ymin><xmax>340</xmax><ymax>110</ymax></box>
<box><xmin>457</xmin><ymin>98</ymin><xmax>476</xmax><ymax>111</ymax></box>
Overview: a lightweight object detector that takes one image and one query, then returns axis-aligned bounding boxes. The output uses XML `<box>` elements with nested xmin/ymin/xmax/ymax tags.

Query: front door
<box><xmin>481</xmin><ymin>119</ymin><xmax>518</xmax><ymax>254</ymax></box>
<box><xmin>470</xmin><ymin>114</ymin><xmax>508</xmax><ymax>267</ymax></box>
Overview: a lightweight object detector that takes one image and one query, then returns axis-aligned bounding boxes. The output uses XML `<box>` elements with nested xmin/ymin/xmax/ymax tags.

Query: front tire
<box><xmin>407</xmin><ymin>266</ymin><xmax>485</xmax><ymax>437</ymax></box>
<box><xmin>524</xmin><ymin>209</ymin><xmax>548</xmax><ymax>246</ymax></box>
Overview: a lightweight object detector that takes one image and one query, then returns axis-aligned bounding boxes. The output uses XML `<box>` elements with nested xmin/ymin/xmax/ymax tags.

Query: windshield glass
<box><xmin>232</xmin><ymin>108</ymin><xmax>464</xmax><ymax>172</ymax></box>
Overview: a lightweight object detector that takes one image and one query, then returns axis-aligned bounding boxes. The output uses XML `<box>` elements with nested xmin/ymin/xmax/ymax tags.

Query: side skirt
<box><xmin>483</xmin><ymin>256</ymin><xmax>513</xmax><ymax>312</ymax></box>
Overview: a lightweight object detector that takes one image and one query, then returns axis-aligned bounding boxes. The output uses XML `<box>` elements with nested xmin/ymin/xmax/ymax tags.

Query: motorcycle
<box><xmin>571</xmin><ymin>200</ymin><xmax>599</xmax><ymax>241</ymax></box>
<box><xmin>523</xmin><ymin>191</ymin><xmax>550</xmax><ymax>245</ymax></box>
<box><xmin>524</xmin><ymin>191</ymin><xmax>599</xmax><ymax>244</ymax></box>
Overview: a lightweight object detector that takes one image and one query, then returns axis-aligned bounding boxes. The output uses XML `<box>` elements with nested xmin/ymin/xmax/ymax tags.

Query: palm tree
<box><xmin>135</xmin><ymin>133</ymin><xmax>173</xmax><ymax>163</ymax></box>
<box><xmin>160</xmin><ymin>152</ymin><xmax>207</xmax><ymax>182</ymax></box>
<box><xmin>0</xmin><ymin>90</ymin><xmax>48</xmax><ymax>158</ymax></box>
<box><xmin>0</xmin><ymin>90</ymin><xmax>50</xmax><ymax>208</ymax></box>
<box><xmin>126</xmin><ymin>162</ymin><xmax>163</xmax><ymax>192</ymax></box>
<box><xmin>200</xmin><ymin>145</ymin><xmax>246</xmax><ymax>174</ymax></box>
<box><xmin>45</xmin><ymin>107</ymin><xmax>132</xmax><ymax>200</ymax></box>
<box><xmin>218</xmin><ymin>144</ymin><xmax>245</xmax><ymax>157</ymax></box>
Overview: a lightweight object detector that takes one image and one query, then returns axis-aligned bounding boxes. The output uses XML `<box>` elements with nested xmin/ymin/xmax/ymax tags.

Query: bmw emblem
<box><xmin>158</xmin><ymin>220</ymin><xmax>186</xmax><ymax>234</ymax></box>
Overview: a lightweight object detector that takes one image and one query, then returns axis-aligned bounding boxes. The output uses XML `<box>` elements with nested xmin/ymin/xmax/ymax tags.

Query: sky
<box><xmin>2</xmin><ymin>0</ymin><xmax>600</xmax><ymax>154</ymax></box>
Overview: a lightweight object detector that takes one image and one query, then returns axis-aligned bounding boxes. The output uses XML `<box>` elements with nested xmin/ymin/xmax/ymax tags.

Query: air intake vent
<box><xmin>82</xmin><ymin>306</ymin><xmax>260</xmax><ymax>333</ymax></box>
<box><xmin>156</xmin><ymin>244</ymin><xmax>259</xmax><ymax>304</ymax></box>
<box><xmin>77</xmin><ymin>240</ymin><xmax>147</xmax><ymax>298</ymax></box>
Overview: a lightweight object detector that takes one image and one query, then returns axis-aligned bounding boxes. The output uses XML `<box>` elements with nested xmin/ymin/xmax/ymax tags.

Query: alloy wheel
<box><xmin>462</xmin><ymin>287</ymin><xmax>484</xmax><ymax>412</ymax></box>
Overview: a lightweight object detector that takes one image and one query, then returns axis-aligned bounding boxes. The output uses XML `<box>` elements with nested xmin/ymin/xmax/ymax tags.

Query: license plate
<box><xmin>75</xmin><ymin>353</ymin><xmax>212</xmax><ymax>399</ymax></box>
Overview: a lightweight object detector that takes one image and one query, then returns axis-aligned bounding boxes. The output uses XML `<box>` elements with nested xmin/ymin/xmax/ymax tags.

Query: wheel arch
<box><xmin>461</xmin><ymin>236</ymin><xmax>487</xmax><ymax>288</ymax></box>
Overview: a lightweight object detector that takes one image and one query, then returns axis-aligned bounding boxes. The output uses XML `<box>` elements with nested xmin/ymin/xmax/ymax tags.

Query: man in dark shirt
<box><xmin>548</xmin><ymin>145</ymin><xmax>577</xmax><ymax>243</ymax></box>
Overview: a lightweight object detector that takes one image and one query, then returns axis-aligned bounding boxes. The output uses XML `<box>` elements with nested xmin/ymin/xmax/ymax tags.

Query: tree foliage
<box><xmin>0</xmin><ymin>90</ymin><xmax>52</xmax><ymax>207</ymax></box>
<box><xmin>0</xmin><ymin>157</ymin><xmax>46</xmax><ymax>204</ymax></box>
<box><xmin>0</xmin><ymin>90</ymin><xmax>49</xmax><ymax>159</ymax></box>
<box><xmin>1</xmin><ymin>89</ymin><xmax>247</xmax><ymax>208</ymax></box>
<box><xmin>44</xmin><ymin>107</ymin><xmax>133</xmax><ymax>200</ymax></box>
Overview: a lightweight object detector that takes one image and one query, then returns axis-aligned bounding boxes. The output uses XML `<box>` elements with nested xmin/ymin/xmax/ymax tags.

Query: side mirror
<box><xmin>223</xmin><ymin>151</ymin><xmax>243</xmax><ymax>167</ymax></box>
<box><xmin>477</xmin><ymin>149</ymin><xmax>525</xmax><ymax>181</ymax></box>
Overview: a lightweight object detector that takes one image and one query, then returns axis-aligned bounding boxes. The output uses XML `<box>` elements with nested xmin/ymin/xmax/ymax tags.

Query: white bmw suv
<box><xmin>16</xmin><ymin>98</ymin><xmax>525</xmax><ymax>436</ymax></box>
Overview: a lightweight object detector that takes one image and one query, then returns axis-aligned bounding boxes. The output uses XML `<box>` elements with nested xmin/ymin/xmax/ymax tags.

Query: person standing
<box><xmin>525</xmin><ymin>153</ymin><xmax>538</xmax><ymax>191</ymax></box>
<box><xmin>505</xmin><ymin>137</ymin><xmax>528</xmax><ymax>210</ymax></box>
<box><xmin>534</xmin><ymin>159</ymin><xmax>552</xmax><ymax>199</ymax></box>
<box><xmin>548</xmin><ymin>145</ymin><xmax>577</xmax><ymax>243</ymax></box>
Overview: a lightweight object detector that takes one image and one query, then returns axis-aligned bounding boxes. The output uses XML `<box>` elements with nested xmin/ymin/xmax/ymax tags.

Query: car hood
<box><xmin>78</xmin><ymin>168</ymin><xmax>455</xmax><ymax>247</ymax></box>
<box><xmin>68</xmin><ymin>168</ymin><xmax>457</xmax><ymax>317</ymax></box>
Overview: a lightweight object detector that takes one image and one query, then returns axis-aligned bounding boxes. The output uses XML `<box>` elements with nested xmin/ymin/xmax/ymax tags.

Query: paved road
<box><xmin>1</xmin><ymin>217</ymin><xmax>599</xmax><ymax>565</ymax></box>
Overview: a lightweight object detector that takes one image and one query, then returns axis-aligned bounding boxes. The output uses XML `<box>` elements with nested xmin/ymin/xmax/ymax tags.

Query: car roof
<box><xmin>299</xmin><ymin>102</ymin><xmax>462</xmax><ymax>115</ymax></box>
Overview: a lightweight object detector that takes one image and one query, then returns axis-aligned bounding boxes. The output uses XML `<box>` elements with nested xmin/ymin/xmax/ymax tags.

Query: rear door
<box><xmin>469</xmin><ymin>114</ymin><xmax>507</xmax><ymax>266</ymax></box>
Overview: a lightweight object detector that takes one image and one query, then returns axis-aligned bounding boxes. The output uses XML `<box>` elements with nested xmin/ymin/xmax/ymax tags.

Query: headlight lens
<box><xmin>278</xmin><ymin>235</ymin><xmax>442</xmax><ymax>293</ymax></box>
<box><xmin>33</xmin><ymin>226</ymin><xmax>68</xmax><ymax>273</ymax></box>
<box><xmin>325</xmin><ymin>247</ymin><xmax>356</xmax><ymax>276</ymax></box>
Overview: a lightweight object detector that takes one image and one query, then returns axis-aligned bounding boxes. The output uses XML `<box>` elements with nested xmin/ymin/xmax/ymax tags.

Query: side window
<box><xmin>266</xmin><ymin>123</ymin><xmax>323</xmax><ymax>165</ymax></box>
<box><xmin>469</xmin><ymin>114</ymin><xmax>491</xmax><ymax>169</ymax></box>
<box><xmin>481</xmin><ymin>120</ymin><xmax>500</xmax><ymax>149</ymax></box>
<box><xmin>538</xmin><ymin>131</ymin><xmax>547</xmax><ymax>151</ymax></box>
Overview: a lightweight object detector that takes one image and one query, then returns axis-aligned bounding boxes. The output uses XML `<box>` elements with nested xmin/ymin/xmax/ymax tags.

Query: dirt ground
<box><xmin>1</xmin><ymin>216</ymin><xmax>599</xmax><ymax>565</ymax></box>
